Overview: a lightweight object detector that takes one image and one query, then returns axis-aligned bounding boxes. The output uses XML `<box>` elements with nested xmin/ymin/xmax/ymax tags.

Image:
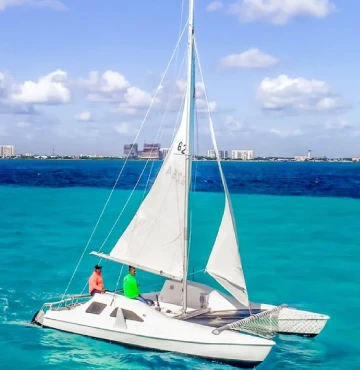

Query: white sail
<box><xmin>105</xmin><ymin>94</ymin><xmax>191</xmax><ymax>280</ymax></box>
<box><xmin>206</xmin><ymin>196</ymin><xmax>249</xmax><ymax>307</ymax></box>
<box><xmin>205</xmin><ymin>115</ymin><xmax>249</xmax><ymax>307</ymax></box>
<box><xmin>92</xmin><ymin>1</ymin><xmax>195</xmax><ymax>289</ymax></box>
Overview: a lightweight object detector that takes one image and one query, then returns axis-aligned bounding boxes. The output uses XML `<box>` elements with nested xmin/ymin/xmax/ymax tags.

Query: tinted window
<box><xmin>85</xmin><ymin>302</ymin><xmax>107</xmax><ymax>314</ymax></box>
<box><xmin>110</xmin><ymin>307</ymin><xmax>144</xmax><ymax>322</ymax></box>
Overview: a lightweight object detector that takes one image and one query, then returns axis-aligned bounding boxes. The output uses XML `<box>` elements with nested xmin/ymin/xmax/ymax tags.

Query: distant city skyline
<box><xmin>4</xmin><ymin>142</ymin><xmax>359</xmax><ymax>160</ymax></box>
<box><xmin>0</xmin><ymin>0</ymin><xmax>359</xmax><ymax>157</ymax></box>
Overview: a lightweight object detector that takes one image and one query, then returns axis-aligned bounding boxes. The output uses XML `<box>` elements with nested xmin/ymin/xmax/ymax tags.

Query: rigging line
<box><xmin>190</xmin><ymin>268</ymin><xmax>205</xmax><ymax>276</ymax></box>
<box><xmin>193</xmin><ymin>106</ymin><xmax>200</xmax><ymax>192</ymax></box>
<box><xmin>60</xmin><ymin>21</ymin><xmax>189</xmax><ymax>301</ymax></box>
<box><xmin>111</xmin><ymin>264</ymin><xmax>125</xmax><ymax>306</ymax></box>
<box><xmin>95</xmin><ymin>31</ymin><xmax>190</xmax><ymax>267</ymax></box>
<box><xmin>140</xmin><ymin>268</ymin><xmax>205</xmax><ymax>291</ymax></box>
<box><xmin>195</xmin><ymin>39</ymin><xmax>251</xmax><ymax>313</ymax></box>
<box><xmin>101</xmin><ymin>51</ymin><xmax>189</xmax><ymax>255</ymax></box>
<box><xmin>96</xmin><ymin>155</ymin><xmax>154</xmax><ymax>253</ymax></box>
<box><xmin>143</xmin><ymin>45</ymin><xmax>188</xmax><ymax>200</ymax></box>
<box><xmin>141</xmin><ymin>0</ymin><xmax>186</xmax><ymax>200</ymax></box>
<box><xmin>170</xmin><ymin>47</ymin><xmax>188</xmax><ymax>144</ymax></box>
<box><xmin>174</xmin><ymin>0</ymin><xmax>186</xmax><ymax>77</ymax></box>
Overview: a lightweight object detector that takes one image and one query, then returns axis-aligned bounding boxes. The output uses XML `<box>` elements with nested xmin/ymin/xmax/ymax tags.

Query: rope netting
<box><xmin>213</xmin><ymin>305</ymin><xmax>287</xmax><ymax>338</ymax></box>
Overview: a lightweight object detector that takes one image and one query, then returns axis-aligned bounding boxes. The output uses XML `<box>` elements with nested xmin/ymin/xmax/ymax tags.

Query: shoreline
<box><xmin>0</xmin><ymin>158</ymin><xmax>358</xmax><ymax>163</ymax></box>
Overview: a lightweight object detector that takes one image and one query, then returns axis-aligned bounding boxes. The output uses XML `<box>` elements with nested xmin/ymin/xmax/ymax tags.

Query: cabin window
<box><xmin>110</xmin><ymin>307</ymin><xmax>144</xmax><ymax>322</ymax></box>
<box><xmin>85</xmin><ymin>302</ymin><xmax>107</xmax><ymax>315</ymax></box>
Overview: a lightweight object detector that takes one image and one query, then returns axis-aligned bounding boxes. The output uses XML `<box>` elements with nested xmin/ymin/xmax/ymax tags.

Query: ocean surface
<box><xmin>1</xmin><ymin>160</ymin><xmax>359</xmax><ymax>370</ymax></box>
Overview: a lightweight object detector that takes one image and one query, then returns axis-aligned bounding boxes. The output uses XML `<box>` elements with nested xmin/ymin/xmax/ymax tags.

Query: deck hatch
<box><xmin>85</xmin><ymin>302</ymin><xmax>107</xmax><ymax>315</ymax></box>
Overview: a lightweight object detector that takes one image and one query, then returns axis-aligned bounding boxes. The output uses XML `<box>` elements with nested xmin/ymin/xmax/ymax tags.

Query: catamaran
<box><xmin>31</xmin><ymin>0</ymin><xmax>329</xmax><ymax>367</ymax></box>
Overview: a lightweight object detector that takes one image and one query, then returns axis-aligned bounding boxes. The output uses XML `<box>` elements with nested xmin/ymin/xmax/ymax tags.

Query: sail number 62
<box><xmin>177</xmin><ymin>142</ymin><xmax>186</xmax><ymax>155</ymax></box>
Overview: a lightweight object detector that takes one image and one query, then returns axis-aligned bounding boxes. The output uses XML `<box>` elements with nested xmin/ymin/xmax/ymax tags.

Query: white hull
<box><xmin>144</xmin><ymin>280</ymin><xmax>329</xmax><ymax>337</ymax></box>
<box><xmin>33</xmin><ymin>292</ymin><xmax>274</xmax><ymax>368</ymax></box>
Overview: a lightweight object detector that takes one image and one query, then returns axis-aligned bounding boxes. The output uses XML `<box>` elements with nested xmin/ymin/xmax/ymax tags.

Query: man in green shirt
<box><xmin>123</xmin><ymin>266</ymin><xmax>153</xmax><ymax>305</ymax></box>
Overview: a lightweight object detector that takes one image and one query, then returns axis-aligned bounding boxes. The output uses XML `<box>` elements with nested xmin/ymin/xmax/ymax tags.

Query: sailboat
<box><xmin>31</xmin><ymin>0</ymin><xmax>328</xmax><ymax>367</ymax></box>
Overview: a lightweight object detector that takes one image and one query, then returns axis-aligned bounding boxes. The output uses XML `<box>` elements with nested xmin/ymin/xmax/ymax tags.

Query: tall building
<box><xmin>0</xmin><ymin>145</ymin><xmax>15</xmax><ymax>157</ymax></box>
<box><xmin>160</xmin><ymin>148</ymin><xmax>170</xmax><ymax>159</ymax></box>
<box><xmin>123</xmin><ymin>143</ymin><xmax>138</xmax><ymax>158</ymax></box>
<box><xmin>307</xmin><ymin>150</ymin><xmax>312</xmax><ymax>159</ymax></box>
<box><xmin>232</xmin><ymin>150</ymin><xmax>254</xmax><ymax>160</ymax></box>
<box><xmin>141</xmin><ymin>142</ymin><xmax>161</xmax><ymax>159</ymax></box>
<box><xmin>207</xmin><ymin>150</ymin><xmax>228</xmax><ymax>159</ymax></box>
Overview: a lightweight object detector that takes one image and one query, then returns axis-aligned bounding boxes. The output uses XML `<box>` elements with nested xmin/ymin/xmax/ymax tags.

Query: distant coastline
<box><xmin>1</xmin><ymin>156</ymin><xmax>359</xmax><ymax>163</ymax></box>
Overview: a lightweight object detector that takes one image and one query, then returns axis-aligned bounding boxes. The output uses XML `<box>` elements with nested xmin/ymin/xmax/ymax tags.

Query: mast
<box><xmin>182</xmin><ymin>0</ymin><xmax>195</xmax><ymax>313</ymax></box>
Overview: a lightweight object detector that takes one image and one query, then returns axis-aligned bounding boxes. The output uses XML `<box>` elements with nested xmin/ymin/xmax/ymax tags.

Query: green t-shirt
<box><xmin>123</xmin><ymin>273</ymin><xmax>140</xmax><ymax>299</ymax></box>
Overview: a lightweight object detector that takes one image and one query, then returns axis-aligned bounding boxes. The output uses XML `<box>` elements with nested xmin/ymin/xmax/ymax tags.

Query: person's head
<box><xmin>94</xmin><ymin>264</ymin><xmax>102</xmax><ymax>275</ymax></box>
<box><xmin>129</xmin><ymin>265</ymin><xmax>136</xmax><ymax>276</ymax></box>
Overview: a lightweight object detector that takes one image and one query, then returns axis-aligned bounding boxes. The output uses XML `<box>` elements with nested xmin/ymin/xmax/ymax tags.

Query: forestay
<box><xmin>106</xmin><ymin>92</ymin><xmax>191</xmax><ymax>280</ymax></box>
<box><xmin>205</xmin><ymin>115</ymin><xmax>249</xmax><ymax>307</ymax></box>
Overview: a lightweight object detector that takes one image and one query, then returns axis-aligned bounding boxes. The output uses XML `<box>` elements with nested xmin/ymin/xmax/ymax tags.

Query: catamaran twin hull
<box><xmin>32</xmin><ymin>292</ymin><xmax>274</xmax><ymax>368</ymax></box>
<box><xmin>143</xmin><ymin>280</ymin><xmax>330</xmax><ymax>338</ymax></box>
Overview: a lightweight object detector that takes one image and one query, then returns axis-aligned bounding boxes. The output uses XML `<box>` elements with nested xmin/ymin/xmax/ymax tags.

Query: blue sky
<box><xmin>0</xmin><ymin>0</ymin><xmax>359</xmax><ymax>157</ymax></box>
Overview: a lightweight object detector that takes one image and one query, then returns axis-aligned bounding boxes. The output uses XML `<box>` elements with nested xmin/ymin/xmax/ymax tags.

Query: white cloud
<box><xmin>0</xmin><ymin>71</ymin><xmax>13</xmax><ymax>104</ymax></box>
<box><xmin>316</xmin><ymin>97</ymin><xmax>338</xmax><ymax>111</ymax></box>
<box><xmin>227</xmin><ymin>0</ymin><xmax>335</xmax><ymax>25</ymax></box>
<box><xmin>221</xmin><ymin>48</ymin><xmax>279</xmax><ymax>68</ymax></box>
<box><xmin>269</xmin><ymin>128</ymin><xmax>303</xmax><ymax>137</ymax></box>
<box><xmin>1</xmin><ymin>70</ymin><xmax>69</xmax><ymax>113</ymax></box>
<box><xmin>193</xmin><ymin>81</ymin><xmax>217</xmax><ymax>113</ymax></box>
<box><xmin>196</xmin><ymin>99</ymin><xmax>217</xmax><ymax>113</ymax></box>
<box><xmin>11</xmin><ymin>70</ymin><xmax>70</xmax><ymax>104</ymax></box>
<box><xmin>206</xmin><ymin>1</ymin><xmax>223</xmax><ymax>12</ymax></box>
<box><xmin>74</xmin><ymin>70</ymin><xmax>130</xmax><ymax>104</ymax></box>
<box><xmin>114</xmin><ymin>86</ymin><xmax>157</xmax><ymax>114</ymax></box>
<box><xmin>113</xmin><ymin>123</ymin><xmax>137</xmax><ymax>136</ymax></box>
<box><xmin>75</xmin><ymin>111</ymin><xmax>92</xmax><ymax>122</ymax></box>
<box><xmin>257</xmin><ymin>74</ymin><xmax>342</xmax><ymax>113</ymax></box>
<box><xmin>100</xmin><ymin>70</ymin><xmax>129</xmax><ymax>93</ymax></box>
<box><xmin>75</xmin><ymin>70</ymin><xmax>156</xmax><ymax>115</ymax></box>
<box><xmin>224</xmin><ymin>115</ymin><xmax>244</xmax><ymax>131</ymax></box>
<box><xmin>123</xmin><ymin>87</ymin><xmax>153</xmax><ymax>108</ymax></box>
<box><xmin>75</xmin><ymin>71</ymin><xmax>218</xmax><ymax>117</ymax></box>
<box><xmin>17</xmin><ymin>121</ymin><xmax>32</xmax><ymax>128</ymax></box>
<box><xmin>0</xmin><ymin>0</ymin><xmax>66</xmax><ymax>11</ymax></box>
<box><xmin>76</xmin><ymin>70</ymin><xmax>129</xmax><ymax>101</ymax></box>
<box><xmin>324</xmin><ymin>118</ymin><xmax>353</xmax><ymax>130</ymax></box>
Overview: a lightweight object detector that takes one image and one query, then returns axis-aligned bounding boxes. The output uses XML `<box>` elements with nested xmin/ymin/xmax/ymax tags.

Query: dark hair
<box><xmin>129</xmin><ymin>266</ymin><xmax>135</xmax><ymax>271</ymax></box>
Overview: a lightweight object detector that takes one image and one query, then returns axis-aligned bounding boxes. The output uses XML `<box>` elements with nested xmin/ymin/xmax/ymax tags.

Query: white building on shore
<box><xmin>207</xmin><ymin>150</ymin><xmax>228</xmax><ymax>159</ymax></box>
<box><xmin>232</xmin><ymin>150</ymin><xmax>254</xmax><ymax>160</ymax></box>
<box><xmin>0</xmin><ymin>145</ymin><xmax>15</xmax><ymax>157</ymax></box>
<box><xmin>294</xmin><ymin>155</ymin><xmax>307</xmax><ymax>161</ymax></box>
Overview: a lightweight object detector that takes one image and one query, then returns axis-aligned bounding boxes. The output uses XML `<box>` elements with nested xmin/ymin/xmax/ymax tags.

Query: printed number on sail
<box><xmin>177</xmin><ymin>142</ymin><xmax>186</xmax><ymax>154</ymax></box>
<box><xmin>166</xmin><ymin>167</ymin><xmax>185</xmax><ymax>185</ymax></box>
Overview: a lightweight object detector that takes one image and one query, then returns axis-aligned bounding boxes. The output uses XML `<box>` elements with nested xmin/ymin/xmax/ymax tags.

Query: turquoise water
<box><xmin>1</xmin><ymin>184</ymin><xmax>359</xmax><ymax>369</ymax></box>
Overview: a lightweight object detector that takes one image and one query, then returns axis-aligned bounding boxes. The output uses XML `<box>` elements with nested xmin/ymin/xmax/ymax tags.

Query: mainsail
<box><xmin>97</xmin><ymin>95</ymin><xmax>191</xmax><ymax>280</ymax></box>
<box><xmin>92</xmin><ymin>3</ymin><xmax>195</xmax><ymax>283</ymax></box>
